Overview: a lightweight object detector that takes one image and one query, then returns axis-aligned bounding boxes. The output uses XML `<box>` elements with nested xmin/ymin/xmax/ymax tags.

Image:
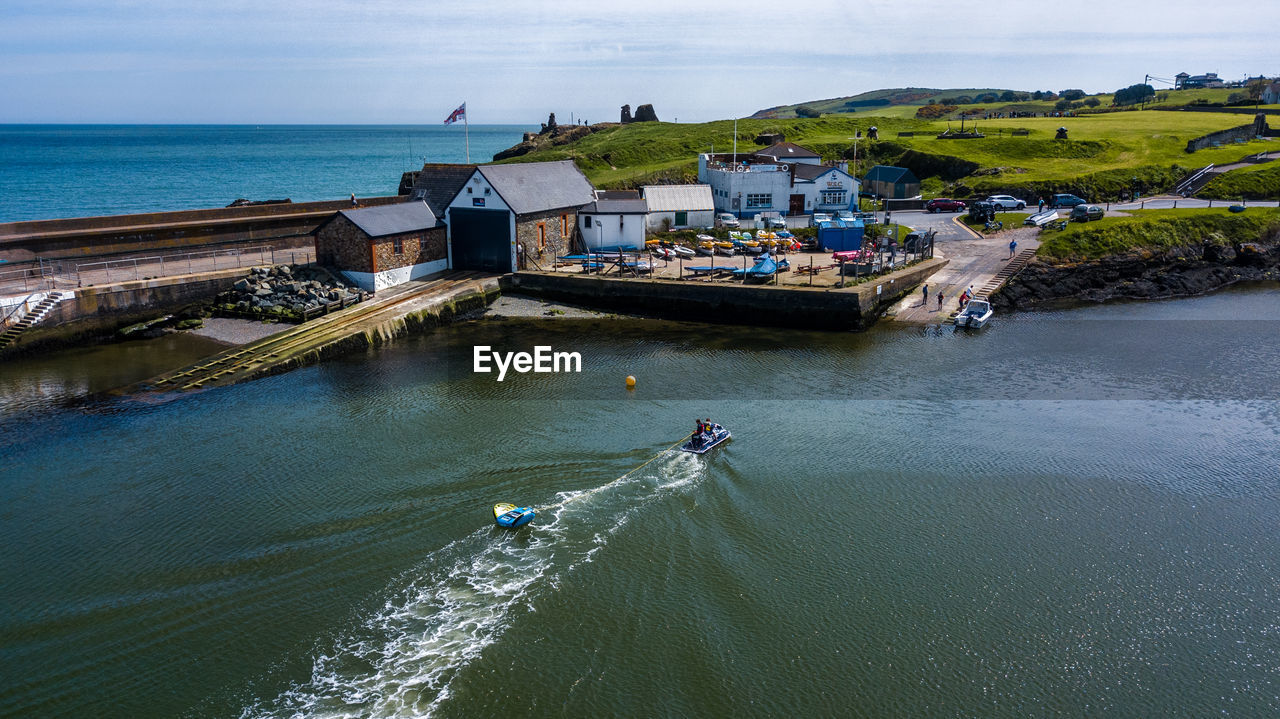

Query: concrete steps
<box><xmin>0</xmin><ymin>291</ymin><xmax>67</xmax><ymax>350</ymax></box>
<box><xmin>974</xmin><ymin>248</ymin><xmax>1036</xmax><ymax>300</ymax></box>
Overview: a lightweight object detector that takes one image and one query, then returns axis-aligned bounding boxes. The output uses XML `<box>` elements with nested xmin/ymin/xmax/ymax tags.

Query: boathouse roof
<box><xmin>758</xmin><ymin>142</ymin><xmax>820</xmax><ymax>160</ymax></box>
<box><xmin>410</xmin><ymin>163</ymin><xmax>478</xmax><ymax>217</ymax></box>
<box><xmin>476</xmin><ymin>160</ymin><xmax>595</xmax><ymax>215</ymax></box>
<box><xmin>336</xmin><ymin>201</ymin><xmax>439</xmax><ymax>237</ymax></box>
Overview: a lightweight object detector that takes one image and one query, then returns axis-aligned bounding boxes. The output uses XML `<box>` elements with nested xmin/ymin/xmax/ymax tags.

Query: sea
<box><xmin>0</xmin><ymin>125</ymin><xmax>534</xmax><ymax>223</ymax></box>
<box><xmin>3</xmin><ymin>287</ymin><xmax>1280</xmax><ymax>717</ymax></box>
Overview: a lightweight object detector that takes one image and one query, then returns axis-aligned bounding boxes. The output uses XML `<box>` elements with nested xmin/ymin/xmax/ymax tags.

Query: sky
<box><xmin>2</xmin><ymin>0</ymin><xmax>1276</xmax><ymax>124</ymax></box>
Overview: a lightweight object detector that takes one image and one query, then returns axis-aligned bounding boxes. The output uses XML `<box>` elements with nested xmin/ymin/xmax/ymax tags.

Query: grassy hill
<box><xmin>754</xmin><ymin>86</ymin><xmax>1256</xmax><ymax>120</ymax></box>
<box><xmin>495</xmin><ymin>107</ymin><xmax>1277</xmax><ymax>200</ymax></box>
<box><xmin>1036</xmin><ymin>207</ymin><xmax>1280</xmax><ymax>261</ymax></box>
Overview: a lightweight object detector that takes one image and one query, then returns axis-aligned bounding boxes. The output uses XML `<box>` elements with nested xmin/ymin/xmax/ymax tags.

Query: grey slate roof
<box><xmin>792</xmin><ymin>164</ymin><xmax>843</xmax><ymax>181</ymax></box>
<box><xmin>759</xmin><ymin>142</ymin><xmax>821</xmax><ymax>159</ymax></box>
<box><xmin>477</xmin><ymin>160</ymin><xmax>596</xmax><ymax>215</ymax></box>
<box><xmin>339</xmin><ymin>201</ymin><xmax>439</xmax><ymax>237</ymax></box>
<box><xmin>580</xmin><ymin>198</ymin><xmax>649</xmax><ymax>214</ymax></box>
<box><xmin>410</xmin><ymin>163</ymin><xmax>477</xmax><ymax>216</ymax></box>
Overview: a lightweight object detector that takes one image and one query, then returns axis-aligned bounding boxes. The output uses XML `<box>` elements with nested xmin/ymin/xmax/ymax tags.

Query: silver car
<box><xmin>985</xmin><ymin>195</ymin><xmax>1026</xmax><ymax>210</ymax></box>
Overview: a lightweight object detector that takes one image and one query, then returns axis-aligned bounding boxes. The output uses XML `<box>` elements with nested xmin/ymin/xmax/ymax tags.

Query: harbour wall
<box><xmin>0</xmin><ymin>196</ymin><xmax>403</xmax><ymax>264</ymax></box>
<box><xmin>1185</xmin><ymin>114</ymin><xmax>1270</xmax><ymax>153</ymax></box>
<box><xmin>3</xmin><ymin>268</ymin><xmax>251</xmax><ymax>357</ymax></box>
<box><xmin>506</xmin><ymin>259</ymin><xmax>946</xmax><ymax>331</ymax></box>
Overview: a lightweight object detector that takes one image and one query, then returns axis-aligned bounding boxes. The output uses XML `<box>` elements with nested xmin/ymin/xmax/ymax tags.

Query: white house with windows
<box><xmin>641</xmin><ymin>184</ymin><xmax>714</xmax><ymax>230</ymax></box>
<box><xmin>697</xmin><ymin>146</ymin><xmax>859</xmax><ymax>218</ymax></box>
<box><xmin>579</xmin><ymin>197</ymin><xmax>648</xmax><ymax>249</ymax></box>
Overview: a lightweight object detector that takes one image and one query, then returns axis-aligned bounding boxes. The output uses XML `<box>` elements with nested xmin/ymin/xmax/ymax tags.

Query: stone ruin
<box><xmin>620</xmin><ymin>103</ymin><xmax>658</xmax><ymax>123</ymax></box>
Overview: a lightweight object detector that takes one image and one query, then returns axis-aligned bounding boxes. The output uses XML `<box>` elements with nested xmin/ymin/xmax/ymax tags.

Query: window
<box><xmin>821</xmin><ymin>191</ymin><xmax>847</xmax><ymax>205</ymax></box>
<box><xmin>561</xmin><ymin>213</ymin><xmax>569</xmax><ymax>237</ymax></box>
<box><xmin>484</xmin><ymin>187</ymin><xmax>491</xmax><ymax>195</ymax></box>
<box><xmin>537</xmin><ymin>222</ymin><xmax>546</xmax><ymax>249</ymax></box>
<box><xmin>392</xmin><ymin>237</ymin><xmax>404</xmax><ymax>254</ymax></box>
<box><xmin>466</xmin><ymin>187</ymin><xmax>472</xmax><ymax>194</ymax></box>
<box><xmin>745</xmin><ymin>193</ymin><xmax>772</xmax><ymax>209</ymax></box>
<box><xmin>582</xmin><ymin>214</ymin><xmax>591</xmax><ymax>229</ymax></box>
<box><xmin>674</xmin><ymin>211</ymin><xmax>688</xmax><ymax>226</ymax></box>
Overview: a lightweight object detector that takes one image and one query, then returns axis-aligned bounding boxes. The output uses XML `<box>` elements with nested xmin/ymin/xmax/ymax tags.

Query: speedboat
<box><xmin>493</xmin><ymin>503</ymin><xmax>536</xmax><ymax>528</ymax></box>
<box><xmin>954</xmin><ymin>298</ymin><xmax>993</xmax><ymax>328</ymax></box>
<box><xmin>681</xmin><ymin>425</ymin><xmax>731</xmax><ymax>454</ymax></box>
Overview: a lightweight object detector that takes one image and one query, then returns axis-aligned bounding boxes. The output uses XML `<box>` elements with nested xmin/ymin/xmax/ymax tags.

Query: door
<box><xmin>449</xmin><ymin>208</ymin><xmax>512</xmax><ymax>272</ymax></box>
<box><xmin>789</xmin><ymin>194</ymin><xmax>805</xmax><ymax>216</ymax></box>
<box><xmin>674</xmin><ymin>211</ymin><xmax>687</xmax><ymax>227</ymax></box>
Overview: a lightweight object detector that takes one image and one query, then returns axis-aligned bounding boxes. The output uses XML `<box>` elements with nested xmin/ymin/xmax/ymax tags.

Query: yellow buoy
<box><xmin>625</xmin><ymin>375</ymin><xmax>636</xmax><ymax>389</ymax></box>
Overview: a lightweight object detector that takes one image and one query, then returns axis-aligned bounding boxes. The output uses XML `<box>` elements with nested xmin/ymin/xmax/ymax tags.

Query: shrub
<box><xmin>1060</xmin><ymin>89</ymin><xmax>1087</xmax><ymax>101</ymax></box>
<box><xmin>915</xmin><ymin>104</ymin><xmax>957</xmax><ymax>119</ymax></box>
<box><xmin>796</xmin><ymin>106</ymin><xmax>822</xmax><ymax>118</ymax></box>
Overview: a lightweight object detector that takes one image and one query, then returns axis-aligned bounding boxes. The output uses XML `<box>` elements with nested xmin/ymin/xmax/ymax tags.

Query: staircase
<box><xmin>975</xmin><ymin>249</ymin><xmax>1037</xmax><ymax>300</ymax></box>
<box><xmin>0</xmin><ymin>291</ymin><xmax>67</xmax><ymax>351</ymax></box>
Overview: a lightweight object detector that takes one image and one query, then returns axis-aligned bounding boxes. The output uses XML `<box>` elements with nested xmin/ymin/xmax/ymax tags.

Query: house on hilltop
<box><xmin>445</xmin><ymin>160</ymin><xmax>595</xmax><ymax>272</ymax></box>
<box><xmin>314</xmin><ymin>201</ymin><xmax>447</xmax><ymax>291</ymax></box>
<box><xmin>697</xmin><ymin>142</ymin><xmax>858</xmax><ymax>218</ymax></box>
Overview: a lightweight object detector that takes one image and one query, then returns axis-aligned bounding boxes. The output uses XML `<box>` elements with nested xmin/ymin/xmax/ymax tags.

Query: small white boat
<box><xmin>652</xmin><ymin>247</ymin><xmax>676</xmax><ymax>261</ymax></box>
<box><xmin>954</xmin><ymin>299</ymin><xmax>993</xmax><ymax>328</ymax></box>
<box><xmin>696</xmin><ymin>234</ymin><xmax>715</xmax><ymax>242</ymax></box>
<box><xmin>672</xmin><ymin>245</ymin><xmax>695</xmax><ymax>258</ymax></box>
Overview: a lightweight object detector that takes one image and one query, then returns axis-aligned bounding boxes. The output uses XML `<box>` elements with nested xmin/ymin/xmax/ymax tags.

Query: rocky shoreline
<box><xmin>993</xmin><ymin>233</ymin><xmax>1280</xmax><ymax>308</ymax></box>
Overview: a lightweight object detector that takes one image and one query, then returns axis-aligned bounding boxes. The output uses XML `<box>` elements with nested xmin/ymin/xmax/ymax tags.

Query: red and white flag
<box><xmin>443</xmin><ymin>103</ymin><xmax>466</xmax><ymax>125</ymax></box>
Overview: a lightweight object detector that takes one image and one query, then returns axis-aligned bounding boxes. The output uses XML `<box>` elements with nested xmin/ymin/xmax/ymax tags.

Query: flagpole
<box><xmin>464</xmin><ymin>103</ymin><xmax>470</xmax><ymax>164</ymax></box>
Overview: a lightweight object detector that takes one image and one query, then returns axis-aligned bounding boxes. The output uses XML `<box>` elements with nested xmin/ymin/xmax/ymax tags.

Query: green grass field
<box><xmin>1036</xmin><ymin>207</ymin><xmax>1280</xmax><ymax>260</ymax></box>
<box><xmin>1197</xmin><ymin>162</ymin><xmax>1280</xmax><ymax>200</ymax></box>
<box><xmin>498</xmin><ymin>99</ymin><xmax>1276</xmax><ymax>202</ymax></box>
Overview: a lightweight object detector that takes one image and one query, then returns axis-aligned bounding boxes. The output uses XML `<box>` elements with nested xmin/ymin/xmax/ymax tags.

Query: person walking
<box><xmin>921</xmin><ymin>283</ymin><xmax>929</xmax><ymax>306</ymax></box>
<box><xmin>936</xmin><ymin>290</ymin><xmax>944</xmax><ymax>310</ymax></box>
<box><xmin>1037</xmin><ymin>197</ymin><xmax>1045</xmax><ymax>212</ymax></box>
<box><xmin>1009</xmin><ymin>238</ymin><xmax>1018</xmax><ymax>258</ymax></box>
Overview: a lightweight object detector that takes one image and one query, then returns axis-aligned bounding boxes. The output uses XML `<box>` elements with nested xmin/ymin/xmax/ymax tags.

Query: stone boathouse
<box><xmin>313</xmin><ymin>201</ymin><xmax>446</xmax><ymax>291</ymax></box>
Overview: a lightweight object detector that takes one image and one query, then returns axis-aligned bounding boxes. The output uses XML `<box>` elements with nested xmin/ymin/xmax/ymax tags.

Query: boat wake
<box><xmin>241</xmin><ymin>450</ymin><xmax>703</xmax><ymax>719</ymax></box>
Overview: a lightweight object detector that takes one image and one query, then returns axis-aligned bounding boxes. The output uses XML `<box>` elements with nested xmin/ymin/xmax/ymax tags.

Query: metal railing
<box><xmin>0</xmin><ymin>258</ymin><xmax>55</xmax><ymax>294</ymax></box>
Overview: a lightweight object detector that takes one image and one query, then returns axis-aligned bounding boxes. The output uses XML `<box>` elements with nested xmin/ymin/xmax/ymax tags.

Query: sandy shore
<box><xmin>187</xmin><ymin>317</ymin><xmax>287</xmax><ymax>345</ymax></box>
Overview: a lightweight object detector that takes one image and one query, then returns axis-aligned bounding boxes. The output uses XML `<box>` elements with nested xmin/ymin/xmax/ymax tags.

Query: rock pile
<box><xmin>214</xmin><ymin>265</ymin><xmax>362</xmax><ymax>321</ymax></box>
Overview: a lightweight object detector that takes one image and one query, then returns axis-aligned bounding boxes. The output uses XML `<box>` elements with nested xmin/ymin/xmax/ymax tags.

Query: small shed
<box><xmin>863</xmin><ymin>165</ymin><xmax>921</xmax><ymax>200</ymax></box>
<box><xmin>641</xmin><ymin>185</ymin><xmax>714</xmax><ymax>230</ymax></box>
<box><xmin>580</xmin><ymin>198</ymin><xmax>649</xmax><ymax>249</ymax></box>
<box><xmin>314</xmin><ymin>201</ymin><xmax>446</xmax><ymax>291</ymax></box>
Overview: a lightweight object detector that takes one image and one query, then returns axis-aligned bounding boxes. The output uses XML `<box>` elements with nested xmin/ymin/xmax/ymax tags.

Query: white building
<box><xmin>641</xmin><ymin>184</ymin><xmax>714</xmax><ymax>230</ymax></box>
<box><xmin>697</xmin><ymin>144</ymin><xmax>860</xmax><ymax>218</ymax></box>
<box><xmin>579</xmin><ymin>198</ymin><xmax>648</xmax><ymax>250</ymax></box>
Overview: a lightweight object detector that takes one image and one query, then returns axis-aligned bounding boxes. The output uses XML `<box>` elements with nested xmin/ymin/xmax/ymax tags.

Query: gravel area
<box><xmin>187</xmin><ymin>317</ymin><xmax>287</xmax><ymax>345</ymax></box>
<box><xmin>485</xmin><ymin>294</ymin><xmax>624</xmax><ymax>319</ymax></box>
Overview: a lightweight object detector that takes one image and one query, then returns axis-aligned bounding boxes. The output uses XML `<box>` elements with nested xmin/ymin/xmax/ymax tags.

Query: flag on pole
<box><xmin>444</xmin><ymin>103</ymin><xmax>466</xmax><ymax>125</ymax></box>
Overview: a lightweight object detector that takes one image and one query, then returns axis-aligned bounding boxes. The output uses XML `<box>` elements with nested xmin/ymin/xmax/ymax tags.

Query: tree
<box><xmin>1031</xmin><ymin>90</ymin><xmax>1044</xmax><ymax>100</ymax></box>
<box><xmin>954</xmin><ymin>95</ymin><xmax>973</xmax><ymax>104</ymax></box>
<box><xmin>1083</xmin><ymin>97</ymin><xmax>1101</xmax><ymax>108</ymax></box>
<box><xmin>1060</xmin><ymin>89</ymin><xmax>1087</xmax><ymax>101</ymax></box>
<box><xmin>938</xmin><ymin>96</ymin><xmax>957</xmax><ymax>105</ymax></box>
<box><xmin>1228</xmin><ymin>92</ymin><xmax>1250</xmax><ymax>105</ymax></box>
<box><xmin>1054</xmin><ymin>99</ymin><xmax>1074</xmax><ymax>111</ymax></box>
<box><xmin>1248</xmin><ymin>79</ymin><xmax>1268</xmax><ymax>103</ymax></box>
<box><xmin>796</xmin><ymin>106</ymin><xmax>821</xmax><ymax>118</ymax></box>
<box><xmin>1113</xmin><ymin>83</ymin><xmax>1155</xmax><ymax>106</ymax></box>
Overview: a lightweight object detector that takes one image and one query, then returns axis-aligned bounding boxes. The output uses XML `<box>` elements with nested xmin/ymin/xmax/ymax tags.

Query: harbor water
<box><xmin>0</xmin><ymin>125</ymin><xmax>532</xmax><ymax>223</ymax></box>
<box><xmin>3</xmin><ymin>286</ymin><xmax>1280</xmax><ymax>717</ymax></box>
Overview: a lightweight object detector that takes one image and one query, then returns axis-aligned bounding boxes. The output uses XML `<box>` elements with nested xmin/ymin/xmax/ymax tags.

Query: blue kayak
<box><xmin>493</xmin><ymin>503</ymin><xmax>536</xmax><ymax>528</ymax></box>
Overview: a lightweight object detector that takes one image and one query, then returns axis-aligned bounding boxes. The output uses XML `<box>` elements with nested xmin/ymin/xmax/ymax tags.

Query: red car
<box><xmin>926</xmin><ymin>198</ymin><xmax>966</xmax><ymax>213</ymax></box>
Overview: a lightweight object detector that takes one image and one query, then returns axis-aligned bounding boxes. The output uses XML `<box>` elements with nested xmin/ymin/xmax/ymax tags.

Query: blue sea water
<box><xmin>0</xmin><ymin>125</ymin><xmax>533</xmax><ymax>223</ymax></box>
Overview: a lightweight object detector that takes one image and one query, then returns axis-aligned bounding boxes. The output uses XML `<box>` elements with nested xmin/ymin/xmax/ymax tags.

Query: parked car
<box><xmin>835</xmin><ymin>210</ymin><xmax>856</xmax><ymax>222</ymax></box>
<box><xmin>763</xmin><ymin>216</ymin><xmax>786</xmax><ymax>229</ymax></box>
<box><xmin>985</xmin><ymin>195</ymin><xmax>1026</xmax><ymax>210</ymax></box>
<box><xmin>812</xmin><ymin>213</ymin><xmax>833</xmax><ymax>225</ymax></box>
<box><xmin>1069</xmin><ymin>204</ymin><xmax>1105</xmax><ymax>222</ymax></box>
<box><xmin>715</xmin><ymin>212</ymin><xmax>740</xmax><ymax>229</ymax></box>
<box><xmin>1050</xmin><ymin>193</ymin><xmax>1087</xmax><ymax>208</ymax></box>
<box><xmin>926</xmin><ymin>198</ymin><xmax>966</xmax><ymax>213</ymax></box>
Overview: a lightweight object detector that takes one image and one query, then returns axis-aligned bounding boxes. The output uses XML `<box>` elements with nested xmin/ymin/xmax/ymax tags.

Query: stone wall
<box><xmin>515</xmin><ymin>209</ymin><xmax>579</xmax><ymax>267</ymax></box>
<box><xmin>1185</xmin><ymin>114</ymin><xmax>1270</xmax><ymax>153</ymax></box>
<box><xmin>509</xmin><ymin>258</ymin><xmax>946</xmax><ymax>331</ymax></box>
<box><xmin>0</xmin><ymin>196</ymin><xmax>404</xmax><ymax>263</ymax></box>
<box><xmin>371</xmin><ymin>227</ymin><xmax>446</xmax><ymax>273</ymax></box>
<box><xmin>315</xmin><ymin>215</ymin><xmax>373</xmax><ymax>273</ymax></box>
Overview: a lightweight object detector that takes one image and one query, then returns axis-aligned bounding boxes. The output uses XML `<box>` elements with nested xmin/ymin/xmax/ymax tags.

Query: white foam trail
<box><xmin>242</xmin><ymin>450</ymin><xmax>706</xmax><ymax>719</ymax></box>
